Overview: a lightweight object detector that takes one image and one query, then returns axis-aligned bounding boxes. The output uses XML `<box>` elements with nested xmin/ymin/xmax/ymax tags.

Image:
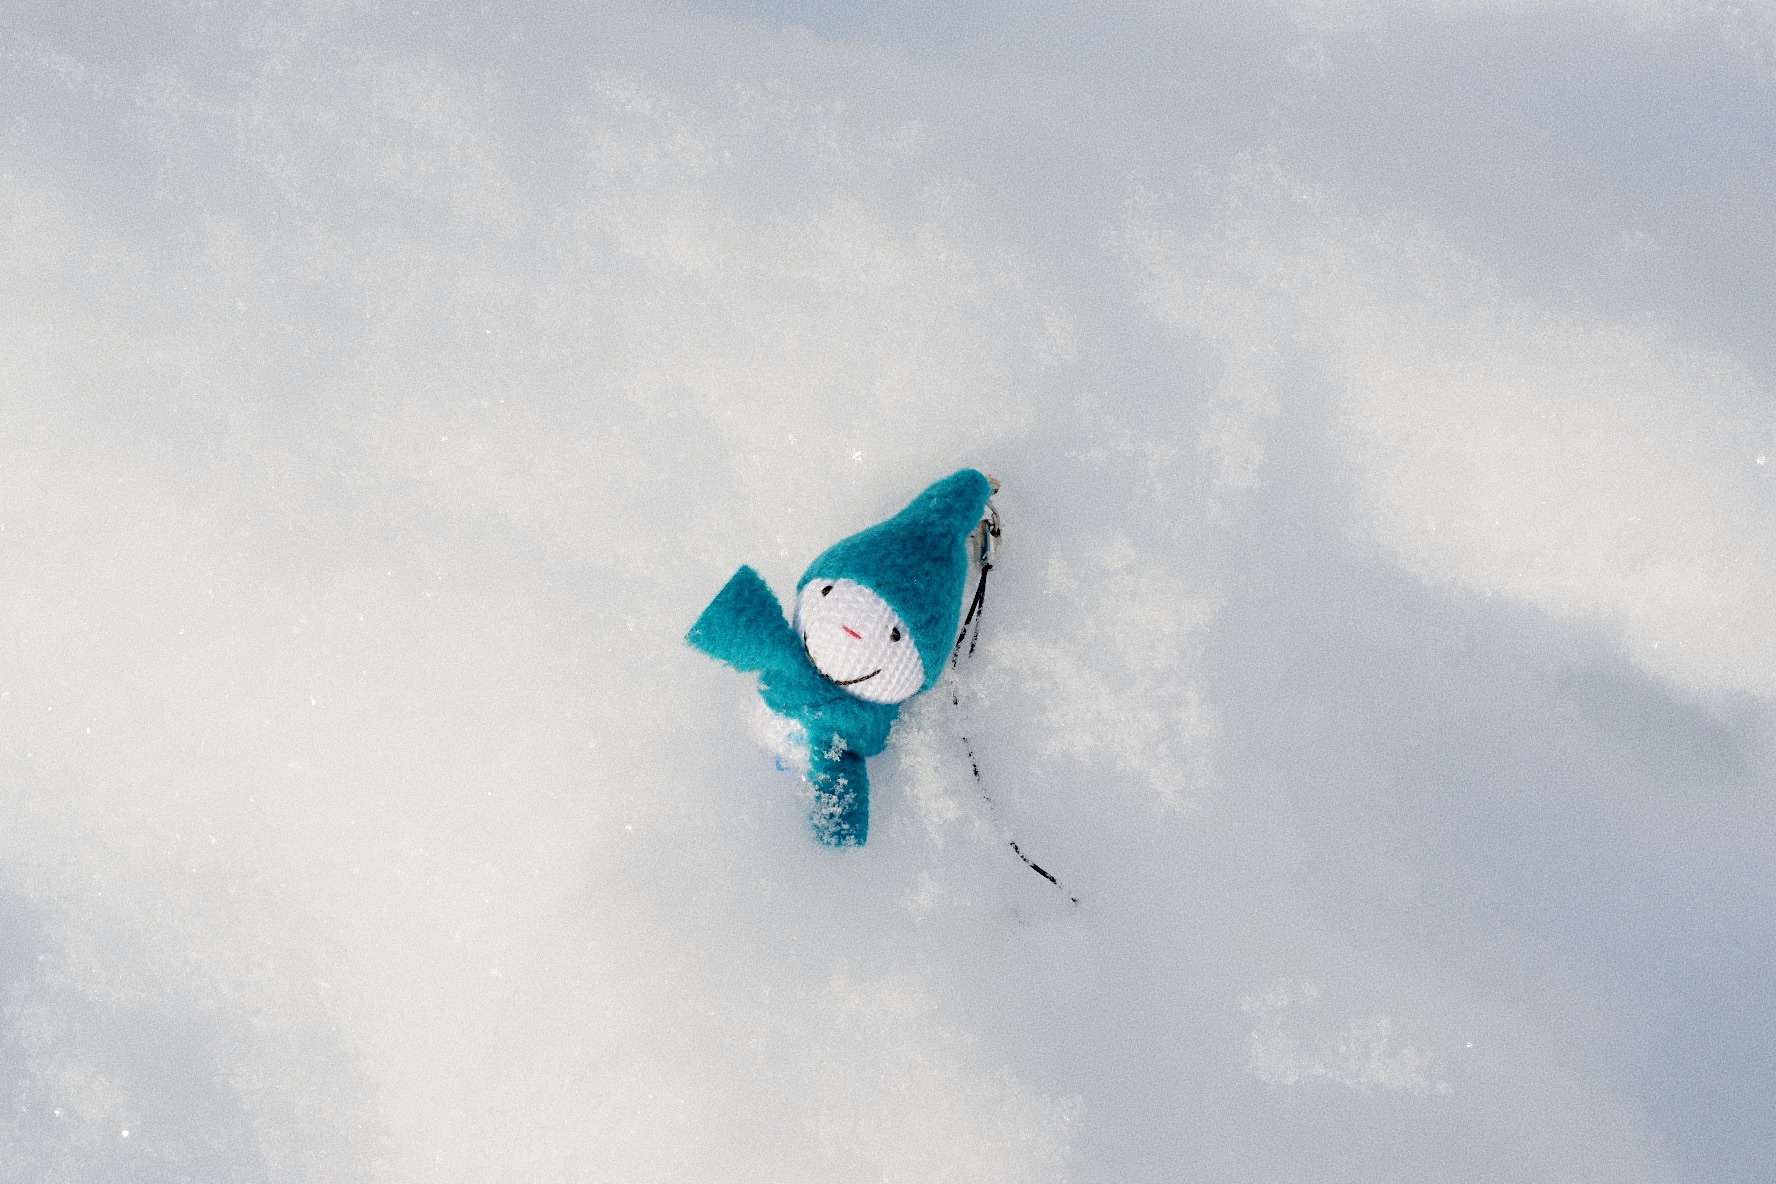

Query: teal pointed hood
<box><xmin>797</xmin><ymin>469</ymin><xmax>994</xmax><ymax>692</ymax></box>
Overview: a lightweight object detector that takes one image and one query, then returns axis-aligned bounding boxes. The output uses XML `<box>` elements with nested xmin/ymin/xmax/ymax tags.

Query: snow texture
<box><xmin>2</xmin><ymin>1</ymin><xmax>1774</xmax><ymax>1180</ymax></box>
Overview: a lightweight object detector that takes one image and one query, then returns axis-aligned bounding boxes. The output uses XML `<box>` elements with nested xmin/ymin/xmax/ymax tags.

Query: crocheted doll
<box><xmin>686</xmin><ymin>469</ymin><xmax>996</xmax><ymax>845</ymax></box>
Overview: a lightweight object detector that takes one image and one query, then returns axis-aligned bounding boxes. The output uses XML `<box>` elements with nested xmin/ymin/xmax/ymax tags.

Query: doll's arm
<box><xmin>686</xmin><ymin>566</ymin><xmax>800</xmax><ymax>675</ymax></box>
<box><xmin>807</xmin><ymin>742</ymin><xmax>870</xmax><ymax>847</ymax></box>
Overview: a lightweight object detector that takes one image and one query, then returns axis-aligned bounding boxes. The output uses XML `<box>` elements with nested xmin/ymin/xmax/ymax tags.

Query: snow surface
<box><xmin>3</xmin><ymin>1</ymin><xmax>1775</xmax><ymax>1180</ymax></box>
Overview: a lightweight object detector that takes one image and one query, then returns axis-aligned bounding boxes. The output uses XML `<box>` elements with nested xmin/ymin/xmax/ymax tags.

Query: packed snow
<box><xmin>2</xmin><ymin>1</ymin><xmax>1774</xmax><ymax>1180</ymax></box>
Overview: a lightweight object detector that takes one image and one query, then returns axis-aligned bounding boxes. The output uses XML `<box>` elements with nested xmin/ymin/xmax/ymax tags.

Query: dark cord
<box><xmin>950</xmin><ymin>512</ymin><xmax>1078</xmax><ymax>905</ymax></box>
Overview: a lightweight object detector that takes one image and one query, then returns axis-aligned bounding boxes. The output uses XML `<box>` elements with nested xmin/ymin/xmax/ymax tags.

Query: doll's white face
<box><xmin>795</xmin><ymin>578</ymin><xmax>925</xmax><ymax>704</ymax></box>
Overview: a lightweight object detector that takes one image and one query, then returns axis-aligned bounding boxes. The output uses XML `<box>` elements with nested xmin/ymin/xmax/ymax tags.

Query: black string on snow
<box><xmin>950</xmin><ymin>506</ymin><xmax>1080</xmax><ymax>906</ymax></box>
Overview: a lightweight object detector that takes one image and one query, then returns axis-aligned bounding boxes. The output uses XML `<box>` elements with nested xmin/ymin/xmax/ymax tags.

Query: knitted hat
<box><xmin>797</xmin><ymin>468</ymin><xmax>995</xmax><ymax>693</ymax></box>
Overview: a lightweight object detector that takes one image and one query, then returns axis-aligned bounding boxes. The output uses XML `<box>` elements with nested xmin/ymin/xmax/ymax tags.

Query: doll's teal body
<box><xmin>687</xmin><ymin>565</ymin><xmax>896</xmax><ymax>844</ymax></box>
<box><xmin>686</xmin><ymin>469</ymin><xmax>994</xmax><ymax>847</ymax></box>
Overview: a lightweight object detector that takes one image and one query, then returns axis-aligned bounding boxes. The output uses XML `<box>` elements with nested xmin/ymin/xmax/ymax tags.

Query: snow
<box><xmin>2</xmin><ymin>1</ymin><xmax>1774</xmax><ymax>1180</ymax></box>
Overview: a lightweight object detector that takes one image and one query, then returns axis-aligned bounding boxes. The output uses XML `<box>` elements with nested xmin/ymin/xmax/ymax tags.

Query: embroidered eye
<box><xmin>821</xmin><ymin>585</ymin><xmax>833</xmax><ymax>596</ymax></box>
<box><xmin>889</xmin><ymin>627</ymin><xmax>901</xmax><ymax>642</ymax></box>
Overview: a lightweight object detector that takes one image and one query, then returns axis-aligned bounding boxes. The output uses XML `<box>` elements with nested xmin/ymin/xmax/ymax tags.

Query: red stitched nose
<box><xmin>842</xmin><ymin>626</ymin><xmax>862</xmax><ymax>639</ymax></box>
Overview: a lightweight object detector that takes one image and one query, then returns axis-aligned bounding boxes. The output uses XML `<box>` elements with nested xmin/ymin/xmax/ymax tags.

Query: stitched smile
<box><xmin>833</xmin><ymin>669</ymin><xmax>881</xmax><ymax>686</ymax></box>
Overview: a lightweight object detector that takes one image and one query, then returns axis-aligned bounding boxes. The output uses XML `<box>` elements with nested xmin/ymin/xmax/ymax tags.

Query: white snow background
<box><xmin>3</xmin><ymin>1</ymin><xmax>1775</xmax><ymax>1180</ymax></box>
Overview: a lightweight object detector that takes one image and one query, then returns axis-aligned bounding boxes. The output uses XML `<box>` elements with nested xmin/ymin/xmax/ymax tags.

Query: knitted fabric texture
<box><xmin>793</xmin><ymin>578</ymin><xmax>925</xmax><ymax>704</ymax></box>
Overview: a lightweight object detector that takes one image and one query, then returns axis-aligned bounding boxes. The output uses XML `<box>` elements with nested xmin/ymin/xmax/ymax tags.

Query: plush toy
<box><xmin>686</xmin><ymin>468</ymin><xmax>996</xmax><ymax>846</ymax></box>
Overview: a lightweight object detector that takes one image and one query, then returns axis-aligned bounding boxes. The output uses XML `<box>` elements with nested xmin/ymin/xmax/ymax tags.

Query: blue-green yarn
<box><xmin>686</xmin><ymin>564</ymin><xmax>894</xmax><ymax>846</ymax></box>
